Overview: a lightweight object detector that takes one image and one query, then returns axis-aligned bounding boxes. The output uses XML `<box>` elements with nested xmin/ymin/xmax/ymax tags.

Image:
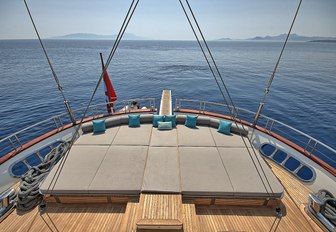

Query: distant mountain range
<box><xmin>50</xmin><ymin>33</ymin><xmax>336</xmax><ymax>42</ymax></box>
<box><xmin>247</xmin><ymin>33</ymin><xmax>336</xmax><ymax>41</ymax></box>
<box><xmin>49</xmin><ymin>33</ymin><xmax>146</xmax><ymax>40</ymax></box>
<box><xmin>218</xmin><ymin>34</ymin><xmax>336</xmax><ymax>42</ymax></box>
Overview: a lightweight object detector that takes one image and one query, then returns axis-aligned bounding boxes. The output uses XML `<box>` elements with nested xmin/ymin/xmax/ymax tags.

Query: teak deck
<box><xmin>0</xmin><ymin>160</ymin><xmax>324</xmax><ymax>232</ymax></box>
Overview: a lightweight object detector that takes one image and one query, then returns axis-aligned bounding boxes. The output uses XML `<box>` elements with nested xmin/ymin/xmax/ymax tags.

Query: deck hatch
<box><xmin>260</xmin><ymin>144</ymin><xmax>276</xmax><ymax>157</ymax></box>
<box><xmin>259</xmin><ymin>143</ymin><xmax>316</xmax><ymax>182</ymax></box>
<box><xmin>11</xmin><ymin>161</ymin><xmax>29</xmax><ymax>177</ymax></box>
<box><xmin>284</xmin><ymin>157</ymin><xmax>300</xmax><ymax>171</ymax></box>
<box><xmin>297</xmin><ymin>166</ymin><xmax>314</xmax><ymax>181</ymax></box>
<box><xmin>25</xmin><ymin>154</ymin><xmax>41</xmax><ymax>167</ymax></box>
<box><xmin>273</xmin><ymin>150</ymin><xmax>287</xmax><ymax>164</ymax></box>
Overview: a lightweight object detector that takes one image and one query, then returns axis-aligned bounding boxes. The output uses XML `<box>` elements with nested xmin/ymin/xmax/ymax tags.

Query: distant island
<box><xmin>217</xmin><ymin>38</ymin><xmax>232</xmax><ymax>41</ymax></box>
<box><xmin>49</xmin><ymin>33</ymin><xmax>146</xmax><ymax>40</ymax></box>
<box><xmin>217</xmin><ymin>34</ymin><xmax>336</xmax><ymax>42</ymax></box>
<box><xmin>247</xmin><ymin>33</ymin><xmax>336</xmax><ymax>42</ymax></box>
<box><xmin>308</xmin><ymin>40</ymin><xmax>336</xmax><ymax>43</ymax></box>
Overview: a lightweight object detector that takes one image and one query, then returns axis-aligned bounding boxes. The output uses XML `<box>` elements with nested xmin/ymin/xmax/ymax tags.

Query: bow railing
<box><xmin>175</xmin><ymin>99</ymin><xmax>336</xmax><ymax>169</ymax></box>
<box><xmin>0</xmin><ymin>98</ymin><xmax>156</xmax><ymax>159</ymax></box>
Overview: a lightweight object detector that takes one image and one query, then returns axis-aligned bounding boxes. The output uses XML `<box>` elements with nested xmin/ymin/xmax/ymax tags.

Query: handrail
<box><xmin>0</xmin><ymin>98</ymin><xmax>156</xmax><ymax>158</ymax></box>
<box><xmin>175</xmin><ymin>98</ymin><xmax>336</xmax><ymax>168</ymax></box>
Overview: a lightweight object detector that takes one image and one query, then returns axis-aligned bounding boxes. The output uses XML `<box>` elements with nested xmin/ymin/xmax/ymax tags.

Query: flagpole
<box><xmin>100</xmin><ymin>53</ymin><xmax>113</xmax><ymax>113</ymax></box>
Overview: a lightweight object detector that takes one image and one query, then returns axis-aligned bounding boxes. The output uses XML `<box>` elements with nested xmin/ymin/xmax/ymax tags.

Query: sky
<box><xmin>0</xmin><ymin>0</ymin><xmax>335</xmax><ymax>40</ymax></box>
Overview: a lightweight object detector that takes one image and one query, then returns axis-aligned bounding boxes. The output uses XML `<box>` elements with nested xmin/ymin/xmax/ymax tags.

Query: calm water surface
<box><xmin>0</xmin><ymin>39</ymin><xmax>335</xmax><ymax>160</ymax></box>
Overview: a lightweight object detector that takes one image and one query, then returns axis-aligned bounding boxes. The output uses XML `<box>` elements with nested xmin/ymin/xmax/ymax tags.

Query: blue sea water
<box><xmin>0</xmin><ymin>39</ymin><xmax>335</xmax><ymax>161</ymax></box>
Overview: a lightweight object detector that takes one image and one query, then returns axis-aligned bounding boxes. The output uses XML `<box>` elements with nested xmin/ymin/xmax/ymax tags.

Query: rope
<box><xmin>316</xmin><ymin>189</ymin><xmax>336</xmax><ymax>222</ymax></box>
<box><xmin>16</xmin><ymin>142</ymin><xmax>69</xmax><ymax>211</ymax></box>
<box><xmin>23</xmin><ymin>0</ymin><xmax>75</xmax><ymax>123</ymax></box>
<box><xmin>178</xmin><ymin>0</ymin><xmax>275</xmax><ymax>198</ymax></box>
<box><xmin>44</xmin><ymin>0</ymin><xmax>140</xmax><ymax>196</ymax></box>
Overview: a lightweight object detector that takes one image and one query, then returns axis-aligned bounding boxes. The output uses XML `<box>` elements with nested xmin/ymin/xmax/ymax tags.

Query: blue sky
<box><xmin>1</xmin><ymin>0</ymin><xmax>335</xmax><ymax>40</ymax></box>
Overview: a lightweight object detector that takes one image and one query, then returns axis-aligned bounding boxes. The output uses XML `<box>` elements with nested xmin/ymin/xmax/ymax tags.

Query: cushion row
<box><xmin>82</xmin><ymin>114</ymin><xmax>248</xmax><ymax>136</ymax></box>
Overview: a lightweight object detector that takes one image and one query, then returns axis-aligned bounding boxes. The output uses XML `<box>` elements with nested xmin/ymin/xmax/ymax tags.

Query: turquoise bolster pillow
<box><xmin>164</xmin><ymin>115</ymin><xmax>176</xmax><ymax>127</ymax></box>
<box><xmin>128</xmin><ymin>114</ymin><xmax>140</xmax><ymax>127</ymax></box>
<box><xmin>158</xmin><ymin>121</ymin><xmax>172</xmax><ymax>130</ymax></box>
<box><xmin>93</xmin><ymin>119</ymin><xmax>106</xmax><ymax>134</ymax></box>
<box><xmin>185</xmin><ymin>115</ymin><xmax>198</xmax><ymax>128</ymax></box>
<box><xmin>218</xmin><ymin>119</ymin><xmax>232</xmax><ymax>135</ymax></box>
<box><xmin>153</xmin><ymin>115</ymin><xmax>164</xmax><ymax>127</ymax></box>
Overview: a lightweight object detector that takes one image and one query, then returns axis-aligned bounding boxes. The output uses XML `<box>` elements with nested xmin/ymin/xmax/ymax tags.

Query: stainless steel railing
<box><xmin>175</xmin><ymin>98</ymin><xmax>336</xmax><ymax>168</ymax></box>
<box><xmin>0</xmin><ymin>98</ymin><xmax>156</xmax><ymax>159</ymax></box>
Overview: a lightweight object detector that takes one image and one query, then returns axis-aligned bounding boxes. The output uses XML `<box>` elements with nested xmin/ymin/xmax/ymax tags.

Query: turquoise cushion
<box><xmin>153</xmin><ymin>115</ymin><xmax>164</xmax><ymax>127</ymax></box>
<box><xmin>128</xmin><ymin>114</ymin><xmax>140</xmax><ymax>127</ymax></box>
<box><xmin>185</xmin><ymin>115</ymin><xmax>198</xmax><ymax>128</ymax></box>
<box><xmin>92</xmin><ymin>119</ymin><xmax>106</xmax><ymax>134</ymax></box>
<box><xmin>158</xmin><ymin>121</ymin><xmax>172</xmax><ymax>130</ymax></box>
<box><xmin>217</xmin><ymin>120</ymin><xmax>232</xmax><ymax>135</ymax></box>
<box><xmin>164</xmin><ymin>115</ymin><xmax>176</xmax><ymax>127</ymax></box>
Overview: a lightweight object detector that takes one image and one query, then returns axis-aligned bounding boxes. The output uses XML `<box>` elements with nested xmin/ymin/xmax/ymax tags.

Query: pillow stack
<box><xmin>153</xmin><ymin>115</ymin><xmax>176</xmax><ymax>130</ymax></box>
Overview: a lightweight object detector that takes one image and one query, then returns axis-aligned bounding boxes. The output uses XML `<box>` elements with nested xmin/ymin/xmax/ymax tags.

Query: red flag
<box><xmin>100</xmin><ymin>53</ymin><xmax>117</xmax><ymax>113</ymax></box>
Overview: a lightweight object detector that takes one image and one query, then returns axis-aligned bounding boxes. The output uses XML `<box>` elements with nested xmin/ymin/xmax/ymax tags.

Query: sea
<box><xmin>0</xmin><ymin>40</ymin><xmax>335</xmax><ymax>165</ymax></box>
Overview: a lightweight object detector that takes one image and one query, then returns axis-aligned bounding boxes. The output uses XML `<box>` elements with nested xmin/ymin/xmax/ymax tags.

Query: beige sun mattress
<box><xmin>40</xmin><ymin>117</ymin><xmax>284</xmax><ymax>198</ymax></box>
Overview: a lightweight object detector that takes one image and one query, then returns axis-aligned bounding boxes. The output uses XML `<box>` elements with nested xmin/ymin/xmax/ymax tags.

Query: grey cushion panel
<box><xmin>231</xmin><ymin>124</ymin><xmax>249</xmax><ymax>137</ymax></box>
<box><xmin>150</xmin><ymin>129</ymin><xmax>178</xmax><ymax>147</ymax></box>
<box><xmin>197</xmin><ymin>116</ymin><xmax>210</xmax><ymax>126</ymax></box>
<box><xmin>119</xmin><ymin>115</ymin><xmax>129</xmax><ymax>124</ymax></box>
<box><xmin>176</xmin><ymin>115</ymin><xmax>186</xmax><ymax>124</ymax></box>
<box><xmin>209</xmin><ymin>118</ymin><xmax>220</xmax><ymax>128</ymax></box>
<box><xmin>177</xmin><ymin>125</ymin><xmax>216</xmax><ymax>147</ymax></box>
<box><xmin>75</xmin><ymin>127</ymin><xmax>120</xmax><ymax>145</ymax></box>
<box><xmin>105</xmin><ymin>117</ymin><xmax>121</xmax><ymax>128</ymax></box>
<box><xmin>142</xmin><ymin>147</ymin><xmax>180</xmax><ymax>193</ymax></box>
<box><xmin>40</xmin><ymin>145</ymin><xmax>109</xmax><ymax>194</ymax></box>
<box><xmin>81</xmin><ymin>122</ymin><xmax>93</xmax><ymax>134</ymax></box>
<box><xmin>209</xmin><ymin>118</ymin><xmax>248</xmax><ymax>137</ymax></box>
<box><xmin>179</xmin><ymin>147</ymin><xmax>233</xmax><ymax>196</ymax></box>
<box><xmin>89</xmin><ymin>146</ymin><xmax>148</xmax><ymax>194</ymax></box>
<box><xmin>218</xmin><ymin>147</ymin><xmax>283</xmax><ymax>198</ymax></box>
<box><xmin>209</xmin><ymin>127</ymin><xmax>251</xmax><ymax>148</ymax></box>
<box><xmin>112</xmin><ymin>124</ymin><xmax>153</xmax><ymax>146</ymax></box>
<box><xmin>81</xmin><ymin>117</ymin><xmax>121</xmax><ymax>134</ymax></box>
<box><xmin>140</xmin><ymin>114</ymin><xmax>153</xmax><ymax>124</ymax></box>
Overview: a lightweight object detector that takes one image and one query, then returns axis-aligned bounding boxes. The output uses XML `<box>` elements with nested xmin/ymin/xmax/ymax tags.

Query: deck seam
<box><xmin>209</xmin><ymin>127</ymin><xmax>235</xmax><ymax>193</ymax></box>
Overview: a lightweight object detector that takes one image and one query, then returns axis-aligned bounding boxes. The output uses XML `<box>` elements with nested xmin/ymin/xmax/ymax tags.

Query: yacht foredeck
<box><xmin>1</xmin><ymin>112</ymin><xmax>325</xmax><ymax>231</ymax></box>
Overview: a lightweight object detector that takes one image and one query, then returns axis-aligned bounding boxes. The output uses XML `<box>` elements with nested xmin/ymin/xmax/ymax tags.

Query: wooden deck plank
<box><xmin>0</xmin><ymin>204</ymin><xmax>125</xmax><ymax>232</ymax></box>
<box><xmin>118</xmin><ymin>199</ymin><xmax>139</xmax><ymax>232</ymax></box>
<box><xmin>135</xmin><ymin>194</ymin><xmax>182</xmax><ymax>230</ymax></box>
<box><xmin>182</xmin><ymin>203</ymin><xmax>200</xmax><ymax>232</ymax></box>
<box><xmin>159</xmin><ymin>90</ymin><xmax>172</xmax><ymax>115</ymax></box>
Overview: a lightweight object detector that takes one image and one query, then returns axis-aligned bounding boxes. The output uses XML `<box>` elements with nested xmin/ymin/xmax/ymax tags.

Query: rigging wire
<box><xmin>44</xmin><ymin>0</ymin><xmax>140</xmax><ymax>195</ymax></box>
<box><xmin>253</xmin><ymin>0</ymin><xmax>303</xmax><ymax>126</ymax></box>
<box><xmin>178</xmin><ymin>0</ymin><xmax>275</xmax><ymax>198</ymax></box>
<box><xmin>23</xmin><ymin>0</ymin><xmax>75</xmax><ymax>124</ymax></box>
